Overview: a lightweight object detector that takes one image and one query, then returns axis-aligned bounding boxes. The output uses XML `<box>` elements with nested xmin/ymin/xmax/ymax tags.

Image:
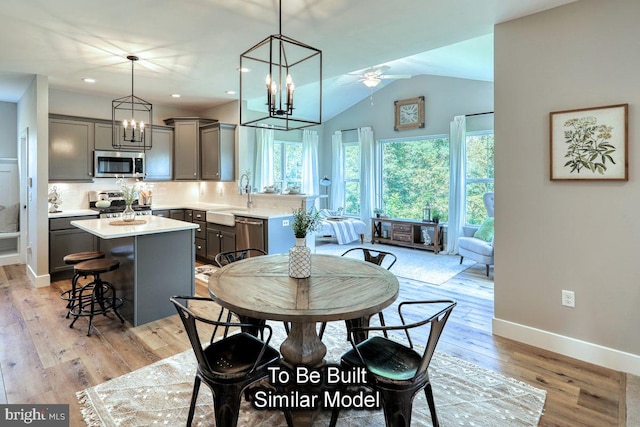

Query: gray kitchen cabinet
<box><xmin>200</xmin><ymin>122</ymin><xmax>236</xmax><ymax>181</ymax></box>
<box><xmin>49</xmin><ymin>215</ymin><xmax>98</xmax><ymax>275</ymax></box>
<box><xmin>206</xmin><ymin>224</ymin><xmax>236</xmax><ymax>261</ymax></box>
<box><xmin>145</xmin><ymin>126</ymin><xmax>174</xmax><ymax>181</ymax></box>
<box><xmin>153</xmin><ymin>210</ymin><xmax>170</xmax><ymax>218</ymax></box>
<box><xmin>164</xmin><ymin>118</ymin><xmax>216</xmax><ymax>180</ymax></box>
<box><xmin>49</xmin><ymin>117</ymin><xmax>94</xmax><ymax>181</ymax></box>
<box><xmin>170</xmin><ymin>209</ymin><xmax>184</xmax><ymax>221</ymax></box>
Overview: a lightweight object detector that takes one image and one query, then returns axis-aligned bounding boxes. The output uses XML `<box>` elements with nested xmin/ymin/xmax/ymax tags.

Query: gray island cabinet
<box><xmin>70</xmin><ymin>216</ymin><xmax>198</xmax><ymax>326</ymax></box>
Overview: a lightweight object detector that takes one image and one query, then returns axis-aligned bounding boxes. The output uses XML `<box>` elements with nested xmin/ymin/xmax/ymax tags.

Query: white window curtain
<box><xmin>330</xmin><ymin>131</ymin><xmax>344</xmax><ymax>210</ymax></box>
<box><xmin>301</xmin><ymin>129</ymin><xmax>319</xmax><ymax>196</ymax></box>
<box><xmin>358</xmin><ymin>127</ymin><xmax>375</xmax><ymax>233</ymax></box>
<box><xmin>446</xmin><ymin>115</ymin><xmax>466</xmax><ymax>254</ymax></box>
<box><xmin>253</xmin><ymin>126</ymin><xmax>274</xmax><ymax>190</ymax></box>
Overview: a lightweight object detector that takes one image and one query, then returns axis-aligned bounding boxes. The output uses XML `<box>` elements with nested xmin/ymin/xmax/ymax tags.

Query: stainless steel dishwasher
<box><xmin>235</xmin><ymin>216</ymin><xmax>266</xmax><ymax>252</ymax></box>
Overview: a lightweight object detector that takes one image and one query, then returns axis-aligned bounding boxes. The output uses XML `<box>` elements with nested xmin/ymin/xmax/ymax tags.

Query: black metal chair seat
<box><xmin>201</xmin><ymin>332</ymin><xmax>280</xmax><ymax>378</ymax></box>
<box><xmin>330</xmin><ymin>299</ymin><xmax>456</xmax><ymax>427</ymax></box>
<box><xmin>61</xmin><ymin>251</ymin><xmax>106</xmax><ymax>317</ymax></box>
<box><xmin>341</xmin><ymin>335</ymin><xmax>422</xmax><ymax>381</ymax></box>
<box><xmin>170</xmin><ymin>296</ymin><xmax>289</xmax><ymax>427</ymax></box>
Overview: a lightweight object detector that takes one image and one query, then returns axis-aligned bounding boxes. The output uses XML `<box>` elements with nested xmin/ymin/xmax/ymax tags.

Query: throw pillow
<box><xmin>0</xmin><ymin>203</ymin><xmax>19</xmax><ymax>232</ymax></box>
<box><xmin>474</xmin><ymin>217</ymin><xmax>494</xmax><ymax>242</ymax></box>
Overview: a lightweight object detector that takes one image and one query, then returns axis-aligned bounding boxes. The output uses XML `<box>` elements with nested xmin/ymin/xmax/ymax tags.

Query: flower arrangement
<box><xmin>116</xmin><ymin>177</ymin><xmax>139</xmax><ymax>205</ymax></box>
<box><xmin>291</xmin><ymin>207</ymin><xmax>321</xmax><ymax>238</ymax></box>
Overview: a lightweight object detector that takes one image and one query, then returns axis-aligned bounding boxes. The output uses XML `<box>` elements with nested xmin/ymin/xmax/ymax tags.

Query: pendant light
<box><xmin>112</xmin><ymin>55</ymin><xmax>153</xmax><ymax>149</ymax></box>
<box><xmin>239</xmin><ymin>0</ymin><xmax>322</xmax><ymax>131</ymax></box>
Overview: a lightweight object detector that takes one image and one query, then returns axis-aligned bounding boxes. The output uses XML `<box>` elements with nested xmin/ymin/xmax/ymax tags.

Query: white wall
<box><xmin>0</xmin><ymin>101</ymin><xmax>17</xmax><ymax>158</ymax></box>
<box><xmin>494</xmin><ymin>0</ymin><xmax>640</xmax><ymax>373</ymax></box>
<box><xmin>322</xmin><ymin>74</ymin><xmax>494</xmax><ymax>177</ymax></box>
<box><xmin>18</xmin><ymin>75</ymin><xmax>49</xmax><ymax>286</ymax></box>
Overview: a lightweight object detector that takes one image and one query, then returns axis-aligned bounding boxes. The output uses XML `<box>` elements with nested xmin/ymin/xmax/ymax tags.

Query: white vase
<box><xmin>289</xmin><ymin>237</ymin><xmax>311</xmax><ymax>278</ymax></box>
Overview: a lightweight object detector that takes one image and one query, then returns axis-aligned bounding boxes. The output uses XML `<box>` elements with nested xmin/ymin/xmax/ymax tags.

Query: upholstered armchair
<box><xmin>458</xmin><ymin>192</ymin><xmax>494</xmax><ymax>276</ymax></box>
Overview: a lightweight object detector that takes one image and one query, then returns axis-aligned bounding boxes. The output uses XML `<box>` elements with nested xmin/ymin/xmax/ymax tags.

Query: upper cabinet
<box><xmin>200</xmin><ymin>122</ymin><xmax>236</xmax><ymax>181</ymax></box>
<box><xmin>164</xmin><ymin>118</ymin><xmax>216</xmax><ymax>180</ymax></box>
<box><xmin>49</xmin><ymin>117</ymin><xmax>94</xmax><ymax>182</ymax></box>
<box><xmin>145</xmin><ymin>126</ymin><xmax>174</xmax><ymax>181</ymax></box>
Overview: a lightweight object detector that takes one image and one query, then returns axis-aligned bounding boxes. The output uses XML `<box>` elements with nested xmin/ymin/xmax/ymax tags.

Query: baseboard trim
<box><xmin>27</xmin><ymin>264</ymin><xmax>50</xmax><ymax>288</ymax></box>
<box><xmin>493</xmin><ymin>317</ymin><xmax>640</xmax><ymax>376</ymax></box>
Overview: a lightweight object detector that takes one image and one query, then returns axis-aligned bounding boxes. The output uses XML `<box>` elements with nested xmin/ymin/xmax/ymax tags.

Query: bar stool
<box><xmin>68</xmin><ymin>257</ymin><xmax>125</xmax><ymax>336</ymax></box>
<box><xmin>60</xmin><ymin>251</ymin><xmax>105</xmax><ymax>318</ymax></box>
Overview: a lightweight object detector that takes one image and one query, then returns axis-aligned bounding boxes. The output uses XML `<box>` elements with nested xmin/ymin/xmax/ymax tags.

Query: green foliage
<box><xmin>291</xmin><ymin>207</ymin><xmax>321</xmax><ymax>238</ymax></box>
<box><xmin>562</xmin><ymin>116</ymin><xmax>616</xmax><ymax>174</ymax></box>
<box><xmin>381</xmin><ymin>138</ymin><xmax>450</xmax><ymax>221</ymax></box>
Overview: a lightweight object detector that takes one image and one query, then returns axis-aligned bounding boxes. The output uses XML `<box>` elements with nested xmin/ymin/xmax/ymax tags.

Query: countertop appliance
<box><xmin>94</xmin><ymin>150</ymin><xmax>145</xmax><ymax>178</ymax></box>
<box><xmin>88</xmin><ymin>190</ymin><xmax>152</xmax><ymax>218</ymax></box>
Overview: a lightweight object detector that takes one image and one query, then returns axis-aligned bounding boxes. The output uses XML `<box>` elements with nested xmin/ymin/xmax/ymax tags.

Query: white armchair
<box><xmin>458</xmin><ymin>192</ymin><xmax>494</xmax><ymax>276</ymax></box>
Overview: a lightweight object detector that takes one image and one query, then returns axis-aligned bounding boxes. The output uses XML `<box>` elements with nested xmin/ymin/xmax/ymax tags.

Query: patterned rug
<box><xmin>195</xmin><ymin>264</ymin><xmax>218</xmax><ymax>283</ymax></box>
<box><xmin>77</xmin><ymin>322</ymin><xmax>546</xmax><ymax>426</ymax></box>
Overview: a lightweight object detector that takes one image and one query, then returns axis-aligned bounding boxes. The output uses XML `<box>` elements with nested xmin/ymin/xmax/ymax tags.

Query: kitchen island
<box><xmin>71</xmin><ymin>215</ymin><xmax>199</xmax><ymax>326</ymax></box>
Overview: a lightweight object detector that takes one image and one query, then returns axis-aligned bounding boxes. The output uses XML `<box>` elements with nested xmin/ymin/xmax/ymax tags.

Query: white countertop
<box><xmin>71</xmin><ymin>215</ymin><xmax>198</xmax><ymax>239</ymax></box>
<box><xmin>49</xmin><ymin>209</ymin><xmax>99</xmax><ymax>219</ymax></box>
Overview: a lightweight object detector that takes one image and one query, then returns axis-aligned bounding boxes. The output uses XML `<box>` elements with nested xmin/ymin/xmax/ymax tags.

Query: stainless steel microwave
<box><xmin>94</xmin><ymin>150</ymin><xmax>145</xmax><ymax>178</ymax></box>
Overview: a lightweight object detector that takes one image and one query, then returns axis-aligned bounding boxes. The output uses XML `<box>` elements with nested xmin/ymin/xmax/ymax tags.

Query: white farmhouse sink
<box><xmin>206</xmin><ymin>211</ymin><xmax>236</xmax><ymax>226</ymax></box>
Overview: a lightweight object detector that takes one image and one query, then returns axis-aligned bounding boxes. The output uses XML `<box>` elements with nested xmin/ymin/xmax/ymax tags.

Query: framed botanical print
<box><xmin>550</xmin><ymin>103</ymin><xmax>628</xmax><ymax>181</ymax></box>
<box><xmin>394</xmin><ymin>96</ymin><xmax>425</xmax><ymax>131</ymax></box>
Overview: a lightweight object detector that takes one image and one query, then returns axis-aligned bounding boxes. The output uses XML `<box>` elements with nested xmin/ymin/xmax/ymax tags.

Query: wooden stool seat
<box><xmin>74</xmin><ymin>258</ymin><xmax>120</xmax><ymax>275</ymax></box>
<box><xmin>67</xmin><ymin>257</ymin><xmax>124</xmax><ymax>336</ymax></box>
<box><xmin>63</xmin><ymin>251</ymin><xmax>105</xmax><ymax>265</ymax></box>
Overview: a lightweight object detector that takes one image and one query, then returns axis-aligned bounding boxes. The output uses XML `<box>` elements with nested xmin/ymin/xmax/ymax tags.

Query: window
<box><xmin>273</xmin><ymin>141</ymin><xmax>302</xmax><ymax>190</ymax></box>
<box><xmin>380</xmin><ymin>136</ymin><xmax>450</xmax><ymax>221</ymax></box>
<box><xmin>342</xmin><ymin>142</ymin><xmax>360</xmax><ymax>215</ymax></box>
<box><xmin>465</xmin><ymin>131</ymin><xmax>494</xmax><ymax>225</ymax></box>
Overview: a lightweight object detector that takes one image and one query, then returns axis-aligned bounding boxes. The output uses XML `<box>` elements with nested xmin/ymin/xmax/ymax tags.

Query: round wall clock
<box><xmin>394</xmin><ymin>96</ymin><xmax>425</xmax><ymax>131</ymax></box>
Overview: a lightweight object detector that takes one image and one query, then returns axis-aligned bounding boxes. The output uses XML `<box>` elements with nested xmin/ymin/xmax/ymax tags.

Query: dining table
<box><xmin>207</xmin><ymin>253</ymin><xmax>400</xmax><ymax>368</ymax></box>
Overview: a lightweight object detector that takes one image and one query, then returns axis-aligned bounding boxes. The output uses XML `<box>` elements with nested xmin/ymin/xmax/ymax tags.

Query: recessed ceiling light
<box><xmin>171</xmin><ymin>94</ymin><xmax>181</xmax><ymax>98</ymax></box>
<box><xmin>82</xmin><ymin>78</ymin><xmax>96</xmax><ymax>83</ymax></box>
<box><xmin>226</xmin><ymin>90</ymin><xmax>237</xmax><ymax>95</ymax></box>
<box><xmin>237</xmin><ymin>67</ymin><xmax>250</xmax><ymax>73</ymax></box>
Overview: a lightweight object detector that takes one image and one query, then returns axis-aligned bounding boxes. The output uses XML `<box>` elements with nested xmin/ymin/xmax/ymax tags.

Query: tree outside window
<box><xmin>380</xmin><ymin>136</ymin><xmax>450</xmax><ymax>221</ymax></box>
<box><xmin>465</xmin><ymin>132</ymin><xmax>494</xmax><ymax>225</ymax></box>
<box><xmin>273</xmin><ymin>141</ymin><xmax>302</xmax><ymax>190</ymax></box>
<box><xmin>343</xmin><ymin>142</ymin><xmax>360</xmax><ymax>216</ymax></box>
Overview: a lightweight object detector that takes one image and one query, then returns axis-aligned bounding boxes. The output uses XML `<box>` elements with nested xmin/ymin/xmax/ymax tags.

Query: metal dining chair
<box><xmin>330</xmin><ymin>299</ymin><xmax>457</xmax><ymax>427</ymax></box>
<box><xmin>170</xmin><ymin>295</ymin><xmax>288</xmax><ymax>427</ymax></box>
<box><xmin>318</xmin><ymin>247</ymin><xmax>398</xmax><ymax>340</ymax></box>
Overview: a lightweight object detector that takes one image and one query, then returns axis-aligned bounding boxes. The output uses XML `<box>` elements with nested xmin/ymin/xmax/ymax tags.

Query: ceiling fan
<box><xmin>351</xmin><ymin>65</ymin><xmax>412</xmax><ymax>87</ymax></box>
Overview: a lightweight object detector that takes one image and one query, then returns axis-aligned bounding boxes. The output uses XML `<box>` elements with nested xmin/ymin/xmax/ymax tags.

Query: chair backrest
<box><xmin>483</xmin><ymin>192</ymin><xmax>494</xmax><ymax>218</ymax></box>
<box><xmin>399</xmin><ymin>300</ymin><xmax>456</xmax><ymax>377</ymax></box>
<box><xmin>215</xmin><ymin>248</ymin><xmax>266</xmax><ymax>267</ymax></box>
<box><xmin>341</xmin><ymin>247</ymin><xmax>397</xmax><ymax>270</ymax></box>
<box><xmin>170</xmin><ymin>296</ymin><xmax>216</xmax><ymax>371</ymax></box>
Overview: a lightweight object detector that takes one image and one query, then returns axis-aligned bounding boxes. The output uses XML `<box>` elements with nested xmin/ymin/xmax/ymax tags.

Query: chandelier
<box><xmin>112</xmin><ymin>55</ymin><xmax>152</xmax><ymax>149</ymax></box>
<box><xmin>239</xmin><ymin>0</ymin><xmax>322</xmax><ymax>131</ymax></box>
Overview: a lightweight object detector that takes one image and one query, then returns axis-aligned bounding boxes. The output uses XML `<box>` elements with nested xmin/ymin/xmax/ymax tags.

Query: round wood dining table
<box><xmin>207</xmin><ymin>253</ymin><xmax>399</xmax><ymax>367</ymax></box>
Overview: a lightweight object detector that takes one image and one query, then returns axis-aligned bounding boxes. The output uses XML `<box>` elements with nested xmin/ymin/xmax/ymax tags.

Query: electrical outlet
<box><xmin>282</xmin><ymin>219</ymin><xmax>289</xmax><ymax>226</ymax></box>
<box><xmin>562</xmin><ymin>290</ymin><xmax>575</xmax><ymax>308</ymax></box>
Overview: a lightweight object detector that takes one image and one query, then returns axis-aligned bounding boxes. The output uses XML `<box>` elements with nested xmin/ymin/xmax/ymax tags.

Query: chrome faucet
<box><xmin>239</xmin><ymin>173</ymin><xmax>252</xmax><ymax>208</ymax></box>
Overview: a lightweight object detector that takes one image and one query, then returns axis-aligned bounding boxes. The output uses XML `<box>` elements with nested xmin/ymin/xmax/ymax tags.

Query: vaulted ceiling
<box><xmin>0</xmin><ymin>0</ymin><xmax>575</xmax><ymax>120</ymax></box>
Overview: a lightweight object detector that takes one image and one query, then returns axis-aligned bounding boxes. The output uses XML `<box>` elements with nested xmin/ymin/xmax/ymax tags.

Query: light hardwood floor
<box><xmin>0</xmin><ymin>262</ymin><xmax>626</xmax><ymax>426</ymax></box>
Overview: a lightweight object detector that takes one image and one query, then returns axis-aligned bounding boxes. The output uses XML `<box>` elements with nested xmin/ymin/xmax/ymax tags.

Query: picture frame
<box><xmin>550</xmin><ymin>103</ymin><xmax>628</xmax><ymax>181</ymax></box>
<box><xmin>394</xmin><ymin>96</ymin><xmax>425</xmax><ymax>131</ymax></box>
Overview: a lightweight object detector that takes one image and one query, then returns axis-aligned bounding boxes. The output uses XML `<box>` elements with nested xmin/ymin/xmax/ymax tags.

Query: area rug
<box><xmin>315</xmin><ymin>242</ymin><xmax>476</xmax><ymax>285</ymax></box>
<box><xmin>77</xmin><ymin>322</ymin><xmax>546</xmax><ymax>426</ymax></box>
<box><xmin>195</xmin><ymin>264</ymin><xmax>218</xmax><ymax>283</ymax></box>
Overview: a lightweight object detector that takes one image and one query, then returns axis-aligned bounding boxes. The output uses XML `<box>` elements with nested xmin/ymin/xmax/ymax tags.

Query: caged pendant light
<box><xmin>112</xmin><ymin>55</ymin><xmax>152</xmax><ymax>150</ymax></box>
<box><xmin>239</xmin><ymin>0</ymin><xmax>322</xmax><ymax>131</ymax></box>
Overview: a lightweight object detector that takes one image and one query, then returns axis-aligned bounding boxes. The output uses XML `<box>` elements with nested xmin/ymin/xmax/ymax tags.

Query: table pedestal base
<box><xmin>280</xmin><ymin>322</ymin><xmax>326</xmax><ymax>367</ymax></box>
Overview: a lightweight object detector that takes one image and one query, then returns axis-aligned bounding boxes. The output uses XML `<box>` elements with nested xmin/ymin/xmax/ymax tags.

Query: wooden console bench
<box><xmin>371</xmin><ymin>217</ymin><xmax>443</xmax><ymax>254</ymax></box>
